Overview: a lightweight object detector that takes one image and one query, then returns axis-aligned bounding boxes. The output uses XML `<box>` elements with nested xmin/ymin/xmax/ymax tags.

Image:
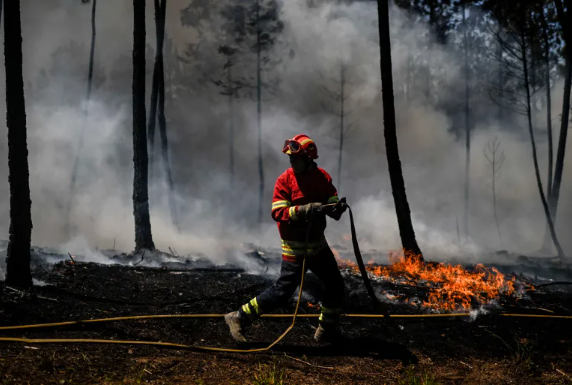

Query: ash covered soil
<box><xmin>1</xmin><ymin>247</ymin><xmax>572</xmax><ymax>384</ymax></box>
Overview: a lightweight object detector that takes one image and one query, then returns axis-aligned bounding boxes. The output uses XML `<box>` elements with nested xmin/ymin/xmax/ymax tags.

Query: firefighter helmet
<box><xmin>282</xmin><ymin>134</ymin><xmax>318</xmax><ymax>159</ymax></box>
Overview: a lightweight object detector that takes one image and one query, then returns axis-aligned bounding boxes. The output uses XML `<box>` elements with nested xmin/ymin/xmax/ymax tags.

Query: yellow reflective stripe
<box><xmin>300</xmin><ymin>139</ymin><xmax>314</xmax><ymax>146</ymax></box>
<box><xmin>272</xmin><ymin>200</ymin><xmax>291</xmax><ymax>211</ymax></box>
<box><xmin>281</xmin><ymin>247</ymin><xmax>320</xmax><ymax>256</ymax></box>
<box><xmin>281</xmin><ymin>238</ymin><xmax>326</xmax><ymax>257</ymax></box>
<box><xmin>288</xmin><ymin>206</ymin><xmax>298</xmax><ymax>220</ymax></box>
<box><xmin>241</xmin><ymin>304</ymin><xmax>251</xmax><ymax>315</ymax></box>
<box><xmin>319</xmin><ymin>307</ymin><xmax>341</xmax><ymax>322</ymax></box>
<box><xmin>249</xmin><ymin>298</ymin><xmax>259</xmax><ymax>314</ymax></box>
<box><xmin>327</xmin><ymin>196</ymin><xmax>340</xmax><ymax>204</ymax></box>
<box><xmin>281</xmin><ymin>239</ymin><xmax>325</xmax><ymax>248</ymax></box>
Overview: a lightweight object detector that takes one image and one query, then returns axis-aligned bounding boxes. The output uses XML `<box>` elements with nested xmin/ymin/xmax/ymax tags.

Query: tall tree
<box><xmin>133</xmin><ymin>0</ymin><xmax>155</xmax><ymax>251</ymax></box>
<box><xmin>548</xmin><ymin>0</ymin><xmax>571</xmax><ymax>247</ymax></box>
<box><xmin>181</xmin><ymin>0</ymin><xmax>241</xmax><ymax>190</ymax></box>
<box><xmin>4</xmin><ymin>0</ymin><xmax>33</xmax><ymax>287</ymax></box>
<box><xmin>394</xmin><ymin>0</ymin><xmax>454</xmax><ymax>102</ymax></box>
<box><xmin>65</xmin><ymin>0</ymin><xmax>98</xmax><ymax>237</ymax></box>
<box><xmin>320</xmin><ymin>62</ymin><xmax>359</xmax><ymax>192</ymax></box>
<box><xmin>182</xmin><ymin>0</ymin><xmax>283</xmax><ymax>221</ymax></box>
<box><xmin>156</xmin><ymin>0</ymin><xmax>180</xmax><ymax>232</ymax></box>
<box><xmin>221</xmin><ymin>0</ymin><xmax>283</xmax><ymax>223</ymax></box>
<box><xmin>461</xmin><ymin>1</ymin><xmax>471</xmax><ymax>241</ymax></box>
<box><xmin>148</xmin><ymin>0</ymin><xmax>166</xmax><ymax>182</ymax></box>
<box><xmin>211</xmin><ymin>45</ymin><xmax>241</xmax><ymax>189</ymax></box>
<box><xmin>484</xmin><ymin>136</ymin><xmax>505</xmax><ymax>247</ymax></box>
<box><xmin>539</xmin><ymin>3</ymin><xmax>554</xmax><ymax>199</ymax></box>
<box><xmin>377</xmin><ymin>0</ymin><xmax>424</xmax><ymax>261</ymax></box>
<box><xmin>147</xmin><ymin>0</ymin><xmax>178</xmax><ymax>231</ymax></box>
<box><xmin>490</xmin><ymin>0</ymin><xmax>564</xmax><ymax>257</ymax></box>
<box><xmin>538</xmin><ymin>1</ymin><xmax>559</xmax><ymax>253</ymax></box>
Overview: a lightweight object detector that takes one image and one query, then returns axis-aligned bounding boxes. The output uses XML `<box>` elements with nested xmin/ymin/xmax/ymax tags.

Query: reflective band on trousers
<box><xmin>281</xmin><ymin>239</ymin><xmax>326</xmax><ymax>257</ymax></box>
<box><xmin>319</xmin><ymin>306</ymin><xmax>341</xmax><ymax>323</ymax></box>
<box><xmin>241</xmin><ymin>297</ymin><xmax>260</xmax><ymax>316</ymax></box>
<box><xmin>272</xmin><ymin>200</ymin><xmax>291</xmax><ymax>211</ymax></box>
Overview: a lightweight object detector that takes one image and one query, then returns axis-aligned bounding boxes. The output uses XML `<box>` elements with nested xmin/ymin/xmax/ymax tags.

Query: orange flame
<box><xmin>307</xmin><ymin>302</ymin><xmax>320</xmax><ymax>309</ymax></box>
<box><xmin>333</xmin><ymin>248</ymin><xmax>516</xmax><ymax>311</ymax></box>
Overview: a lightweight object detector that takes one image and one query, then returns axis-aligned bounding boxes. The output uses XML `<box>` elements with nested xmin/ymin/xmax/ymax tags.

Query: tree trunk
<box><xmin>155</xmin><ymin>0</ymin><xmax>178</xmax><ymax>232</ymax></box>
<box><xmin>405</xmin><ymin>48</ymin><xmax>412</xmax><ymax>105</ymax></box>
<box><xmin>521</xmin><ymin>27</ymin><xmax>565</xmax><ymax>258</ymax></box>
<box><xmin>65</xmin><ymin>0</ymin><xmax>97</xmax><ymax>237</ymax></box>
<box><xmin>338</xmin><ymin>62</ymin><xmax>345</xmax><ymax>192</ymax></box>
<box><xmin>148</xmin><ymin>0</ymin><xmax>165</xmax><ymax>185</ymax></box>
<box><xmin>491</xmin><ymin>148</ymin><xmax>502</xmax><ymax>247</ymax></box>
<box><xmin>462</xmin><ymin>4</ymin><xmax>471</xmax><ymax>241</ymax></box>
<box><xmin>497</xmin><ymin>38</ymin><xmax>503</xmax><ymax>124</ymax></box>
<box><xmin>539</xmin><ymin>6</ymin><xmax>555</xmax><ymax>253</ymax></box>
<box><xmin>547</xmin><ymin>56</ymin><xmax>571</xmax><ymax>235</ymax></box>
<box><xmin>256</xmin><ymin>0</ymin><xmax>264</xmax><ymax>224</ymax></box>
<box><xmin>132</xmin><ymin>0</ymin><xmax>155</xmax><ymax>251</ymax></box>
<box><xmin>228</xmin><ymin>61</ymin><xmax>235</xmax><ymax>190</ymax></box>
<box><xmin>4</xmin><ymin>0</ymin><xmax>33</xmax><ymax>288</ymax></box>
<box><xmin>377</xmin><ymin>0</ymin><xmax>423</xmax><ymax>261</ymax></box>
<box><xmin>549</xmin><ymin>0</ymin><xmax>571</xmax><ymax>242</ymax></box>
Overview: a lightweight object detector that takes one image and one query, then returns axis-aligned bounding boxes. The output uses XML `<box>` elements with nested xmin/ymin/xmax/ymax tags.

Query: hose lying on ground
<box><xmin>3</xmin><ymin>202</ymin><xmax>568</xmax><ymax>353</ymax></box>
<box><xmin>2</xmin><ymin>311</ymin><xmax>571</xmax><ymax>332</ymax></box>
<box><xmin>0</xmin><ymin>313</ymin><xmax>570</xmax><ymax>352</ymax></box>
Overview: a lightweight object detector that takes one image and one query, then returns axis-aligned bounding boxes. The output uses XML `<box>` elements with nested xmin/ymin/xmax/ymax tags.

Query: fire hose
<box><xmin>1</xmin><ymin>201</ymin><xmax>572</xmax><ymax>352</ymax></box>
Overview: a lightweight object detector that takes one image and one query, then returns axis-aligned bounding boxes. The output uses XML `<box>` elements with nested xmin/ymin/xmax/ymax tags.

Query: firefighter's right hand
<box><xmin>297</xmin><ymin>202</ymin><xmax>324</xmax><ymax>219</ymax></box>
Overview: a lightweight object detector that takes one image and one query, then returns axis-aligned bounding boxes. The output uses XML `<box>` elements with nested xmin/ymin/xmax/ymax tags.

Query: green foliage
<box><xmin>398</xmin><ymin>365</ymin><xmax>439</xmax><ymax>385</ymax></box>
<box><xmin>489</xmin><ymin>332</ymin><xmax>536</xmax><ymax>371</ymax></box>
<box><xmin>252</xmin><ymin>361</ymin><xmax>286</xmax><ymax>385</ymax></box>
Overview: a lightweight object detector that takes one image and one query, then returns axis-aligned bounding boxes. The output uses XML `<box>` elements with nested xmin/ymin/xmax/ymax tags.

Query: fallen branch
<box><xmin>460</xmin><ymin>361</ymin><xmax>473</xmax><ymax>369</ymax></box>
<box><xmin>283</xmin><ymin>354</ymin><xmax>334</xmax><ymax>370</ymax></box>
<box><xmin>36</xmin><ymin>295</ymin><xmax>58</xmax><ymax>302</ymax></box>
<box><xmin>5</xmin><ymin>286</ymin><xmax>21</xmax><ymax>293</ymax></box>
<box><xmin>556</xmin><ymin>368</ymin><xmax>572</xmax><ymax>383</ymax></box>
<box><xmin>528</xmin><ymin>281</ymin><xmax>572</xmax><ymax>290</ymax></box>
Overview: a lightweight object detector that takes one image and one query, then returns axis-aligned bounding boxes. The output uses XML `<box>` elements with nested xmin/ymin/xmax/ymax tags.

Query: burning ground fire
<box><xmin>332</xmin><ymin>248</ymin><xmax>519</xmax><ymax>312</ymax></box>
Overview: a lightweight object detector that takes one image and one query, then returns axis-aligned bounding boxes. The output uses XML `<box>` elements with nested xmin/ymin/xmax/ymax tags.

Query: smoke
<box><xmin>0</xmin><ymin>0</ymin><xmax>570</xmax><ymax>273</ymax></box>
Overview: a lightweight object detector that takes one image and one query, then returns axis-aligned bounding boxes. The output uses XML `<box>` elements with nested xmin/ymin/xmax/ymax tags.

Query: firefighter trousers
<box><xmin>239</xmin><ymin>246</ymin><xmax>345</xmax><ymax>327</ymax></box>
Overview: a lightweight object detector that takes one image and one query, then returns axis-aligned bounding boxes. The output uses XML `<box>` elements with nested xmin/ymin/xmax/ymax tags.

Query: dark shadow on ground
<box><xmin>235</xmin><ymin>337</ymin><xmax>418</xmax><ymax>364</ymax></box>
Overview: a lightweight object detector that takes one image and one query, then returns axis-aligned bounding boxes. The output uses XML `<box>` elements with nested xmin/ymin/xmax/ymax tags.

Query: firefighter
<box><xmin>225</xmin><ymin>134</ymin><xmax>347</xmax><ymax>343</ymax></box>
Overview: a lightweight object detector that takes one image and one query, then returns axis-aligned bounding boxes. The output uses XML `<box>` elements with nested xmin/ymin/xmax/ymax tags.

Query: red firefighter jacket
<box><xmin>271</xmin><ymin>163</ymin><xmax>340</xmax><ymax>261</ymax></box>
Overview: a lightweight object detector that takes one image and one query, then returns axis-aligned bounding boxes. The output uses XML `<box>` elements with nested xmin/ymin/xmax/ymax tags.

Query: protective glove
<box><xmin>334</xmin><ymin>199</ymin><xmax>347</xmax><ymax>213</ymax></box>
<box><xmin>297</xmin><ymin>202</ymin><xmax>324</xmax><ymax>220</ymax></box>
<box><xmin>327</xmin><ymin>198</ymin><xmax>347</xmax><ymax>221</ymax></box>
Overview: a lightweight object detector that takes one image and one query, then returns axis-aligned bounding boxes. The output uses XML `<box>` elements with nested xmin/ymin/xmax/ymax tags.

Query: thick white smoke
<box><xmin>0</xmin><ymin>0</ymin><xmax>569</xmax><ymax>270</ymax></box>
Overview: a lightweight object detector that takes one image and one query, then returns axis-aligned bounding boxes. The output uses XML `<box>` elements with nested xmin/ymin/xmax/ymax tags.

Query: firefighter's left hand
<box><xmin>334</xmin><ymin>199</ymin><xmax>347</xmax><ymax>213</ymax></box>
<box><xmin>327</xmin><ymin>198</ymin><xmax>347</xmax><ymax>221</ymax></box>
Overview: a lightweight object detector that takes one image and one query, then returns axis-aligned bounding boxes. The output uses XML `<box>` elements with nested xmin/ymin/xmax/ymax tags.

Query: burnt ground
<box><xmin>1</xmin><ymin>248</ymin><xmax>572</xmax><ymax>384</ymax></box>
